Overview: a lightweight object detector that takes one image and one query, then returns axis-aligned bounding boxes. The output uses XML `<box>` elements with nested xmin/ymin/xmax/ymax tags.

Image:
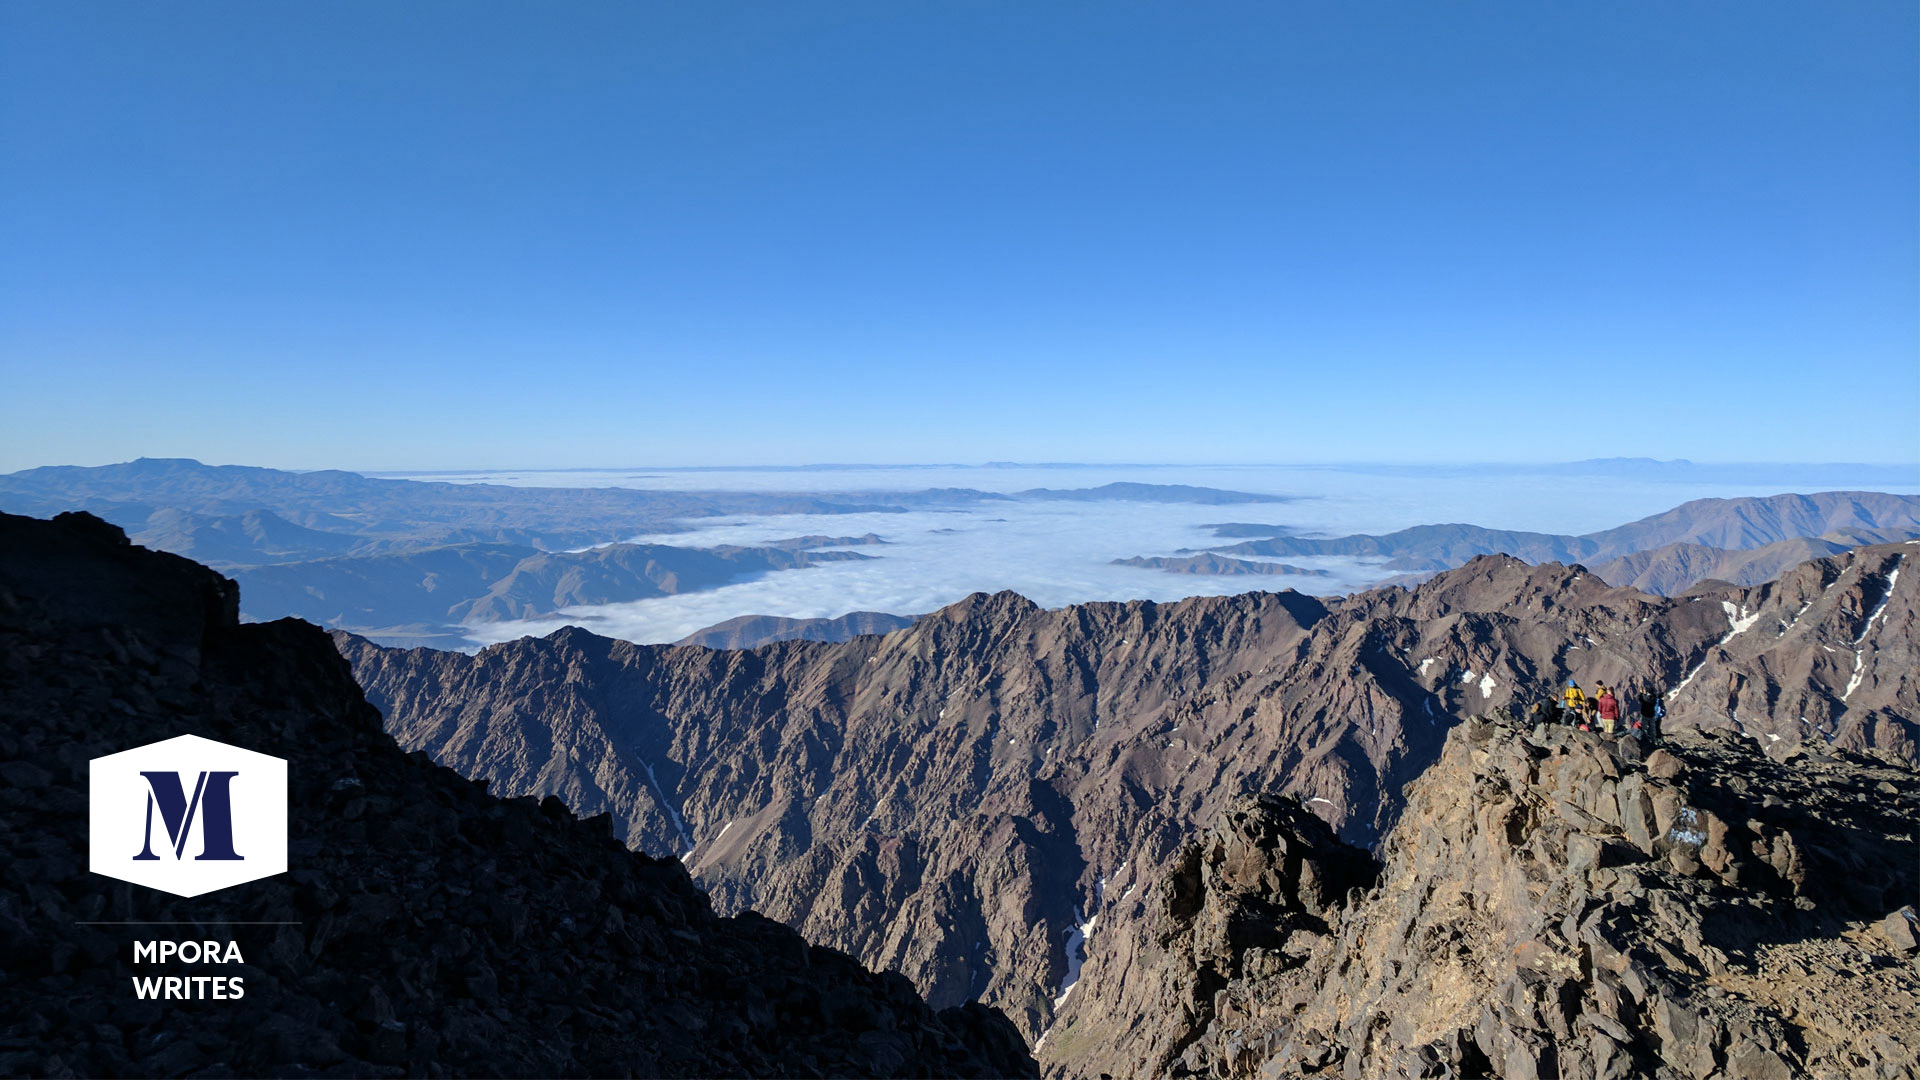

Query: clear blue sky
<box><xmin>2</xmin><ymin>2</ymin><xmax>1914</xmax><ymax>471</ymax></box>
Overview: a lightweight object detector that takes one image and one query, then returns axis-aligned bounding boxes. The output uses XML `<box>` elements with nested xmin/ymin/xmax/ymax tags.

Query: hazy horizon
<box><xmin>6</xmin><ymin>455</ymin><xmax>1919</xmax><ymax>477</ymax></box>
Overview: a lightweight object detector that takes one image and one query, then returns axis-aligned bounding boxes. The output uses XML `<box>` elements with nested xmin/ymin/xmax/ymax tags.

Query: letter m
<box><xmin>132</xmin><ymin>771</ymin><xmax>242</xmax><ymax>861</ymax></box>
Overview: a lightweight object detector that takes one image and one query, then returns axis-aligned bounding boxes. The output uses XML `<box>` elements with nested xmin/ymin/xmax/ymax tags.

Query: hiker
<box><xmin>1637</xmin><ymin>688</ymin><xmax>1663</xmax><ymax>745</ymax></box>
<box><xmin>1564</xmin><ymin>681</ymin><xmax>1587</xmax><ymax>720</ymax></box>
<box><xmin>1596</xmin><ymin>684</ymin><xmax>1621</xmax><ymax>735</ymax></box>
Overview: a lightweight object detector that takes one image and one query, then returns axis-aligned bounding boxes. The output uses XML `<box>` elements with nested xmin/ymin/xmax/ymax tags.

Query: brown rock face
<box><xmin>1089</xmin><ymin>715</ymin><xmax>1919</xmax><ymax>1080</ymax></box>
<box><xmin>0</xmin><ymin>511</ymin><xmax>1034</xmax><ymax>1079</ymax></box>
<box><xmin>335</xmin><ymin>544</ymin><xmax>1919</xmax><ymax>1075</ymax></box>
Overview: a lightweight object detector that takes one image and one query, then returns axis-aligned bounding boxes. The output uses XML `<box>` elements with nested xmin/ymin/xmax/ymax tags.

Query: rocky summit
<box><xmin>0</xmin><ymin>511</ymin><xmax>1036</xmax><ymax>1079</ymax></box>
<box><xmin>1063</xmin><ymin>714</ymin><xmax>1919</xmax><ymax>1079</ymax></box>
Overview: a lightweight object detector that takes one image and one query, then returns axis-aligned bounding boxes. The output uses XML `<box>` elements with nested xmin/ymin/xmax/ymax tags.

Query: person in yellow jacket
<box><xmin>1564</xmin><ymin>681</ymin><xmax>1588</xmax><ymax>727</ymax></box>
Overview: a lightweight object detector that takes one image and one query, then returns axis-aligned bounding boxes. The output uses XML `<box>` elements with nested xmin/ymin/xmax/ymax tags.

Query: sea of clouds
<box><xmin>371</xmin><ymin>464</ymin><xmax>1920</xmax><ymax>648</ymax></box>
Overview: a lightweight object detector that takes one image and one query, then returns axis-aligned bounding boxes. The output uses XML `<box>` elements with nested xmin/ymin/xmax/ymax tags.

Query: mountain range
<box><xmin>0</xmin><ymin>459</ymin><xmax>1286</xmax><ymax>566</ymax></box>
<box><xmin>3</xmin><ymin>503</ymin><xmax>1912</xmax><ymax>1077</ymax></box>
<box><xmin>0</xmin><ymin>459</ymin><xmax>1313</xmax><ymax>647</ymax></box>
<box><xmin>1140</xmin><ymin>491</ymin><xmax>1920</xmax><ymax>593</ymax></box>
<box><xmin>334</xmin><ymin>534</ymin><xmax>1918</xmax><ymax>1074</ymax></box>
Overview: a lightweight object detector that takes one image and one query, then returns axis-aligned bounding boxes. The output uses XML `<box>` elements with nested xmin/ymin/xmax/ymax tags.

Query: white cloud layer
<box><xmin>441</xmin><ymin>464</ymin><xmax>1918</xmax><ymax>649</ymax></box>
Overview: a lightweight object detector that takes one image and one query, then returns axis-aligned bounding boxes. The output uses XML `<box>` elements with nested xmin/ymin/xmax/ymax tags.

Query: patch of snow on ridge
<box><xmin>1479</xmin><ymin>673</ymin><xmax>1498</xmax><ymax>699</ymax></box>
<box><xmin>1460</xmin><ymin>669</ymin><xmax>1476</xmax><ymax>684</ymax></box>
<box><xmin>1843</xmin><ymin>557</ymin><xmax>1902</xmax><ymax>703</ymax></box>
<box><xmin>1418</xmin><ymin>657</ymin><xmax>1435</xmax><ymax>677</ymax></box>
<box><xmin>641</xmin><ymin>758</ymin><xmax>693</xmax><ymax>855</ymax></box>
<box><xmin>1671</xmin><ymin>599</ymin><xmax>1768</xmax><ymax>700</ymax></box>
<box><xmin>1053</xmin><ymin>904</ymin><xmax>1098</xmax><ymax>1008</ymax></box>
<box><xmin>1856</xmin><ymin>562</ymin><xmax>1903</xmax><ymax>645</ymax></box>
<box><xmin>1720</xmin><ymin>600</ymin><xmax>1762</xmax><ymax>637</ymax></box>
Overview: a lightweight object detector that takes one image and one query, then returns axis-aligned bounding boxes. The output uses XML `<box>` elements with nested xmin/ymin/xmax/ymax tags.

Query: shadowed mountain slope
<box><xmin>336</xmin><ymin>541</ymin><xmax>1919</xmax><ymax>1072</ymax></box>
<box><xmin>0</xmin><ymin>511</ymin><xmax>1035</xmax><ymax>1078</ymax></box>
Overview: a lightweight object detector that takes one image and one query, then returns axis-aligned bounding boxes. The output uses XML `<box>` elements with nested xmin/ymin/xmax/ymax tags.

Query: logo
<box><xmin>90</xmin><ymin>735</ymin><xmax>287</xmax><ymax>897</ymax></box>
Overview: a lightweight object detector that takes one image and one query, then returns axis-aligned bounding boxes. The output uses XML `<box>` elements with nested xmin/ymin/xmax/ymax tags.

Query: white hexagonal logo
<box><xmin>89</xmin><ymin>735</ymin><xmax>288</xmax><ymax>897</ymax></box>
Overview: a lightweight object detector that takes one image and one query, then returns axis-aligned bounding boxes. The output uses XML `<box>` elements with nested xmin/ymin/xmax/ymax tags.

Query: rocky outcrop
<box><xmin>0</xmin><ymin>511</ymin><xmax>1035</xmax><ymax>1078</ymax></box>
<box><xmin>1069</xmin><ymin>715</ymin><xmax>1919</xmax><ymax>1080</ymax></box>
<box><xmin>336</xmin><ymin>543</ymin><xmax>1919</xmax><ymax>1074</ymax></box>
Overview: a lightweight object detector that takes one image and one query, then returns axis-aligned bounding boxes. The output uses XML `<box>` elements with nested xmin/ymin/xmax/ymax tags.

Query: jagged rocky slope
<box><xmin>337</xmin><ymin>540</ymin><xmax>1918</xmax><ymax>1073</ymax></box>
<box><xmin>1065</xmin><ymin>715</ymin><xmax>1918</xmax><ymax>1079</ymax></box>
<box><xmin>0</xmin><ymin>511</ymin><xmax>1035</xmax><ymax>1078</ymax></box>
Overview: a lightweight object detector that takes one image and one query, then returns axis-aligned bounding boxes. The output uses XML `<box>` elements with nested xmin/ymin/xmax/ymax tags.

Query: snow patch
<box><xmin>1843</xmin><ymin>558</ymin><xmax>1903</xmax><ymax>703</ymax></box>
<box><xmin>1720</xmin><ymin>601</ymin><xmax>1762</xmax><ymax>637</ymax></box>
<box><xmin>1417</xmin><ymin>657</ymin><xmax>1435</xmax><ymax>677</ymax></box>
<box><xmin>641</xmin><ymin>759</ymin><xmax>694</xmax><ymax>855</ymax></box>
<box><xmin>1478</xmin><ymin>673</ymin><xmax>1498</xmax><ymax>699</ymax></box>
<box><xmin>1460</xmin><ymin>669</ymin><xmax>1476</xmax><ymax>684</ymax></box>
<box><xmin>1052</xmin><ymin>905</ymin><xmax>1098</xmax><ymax>1007</ymax></box>
<box><xmin>1671</xmin><ymin>599</ymin><xmax>1767</xmax><ymax>700</ymax></box>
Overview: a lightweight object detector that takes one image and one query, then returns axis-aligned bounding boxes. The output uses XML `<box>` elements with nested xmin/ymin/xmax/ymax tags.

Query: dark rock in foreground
<box><xmin>0</xmin><ymin>511</ymin><xmax>1036</xmax><ymax>1079</ymax></box>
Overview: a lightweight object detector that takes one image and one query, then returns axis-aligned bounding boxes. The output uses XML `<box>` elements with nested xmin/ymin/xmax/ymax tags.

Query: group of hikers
<box><xmin>1529</xmin><ymin>679</ymin><xmax>1664</xmax><ymax>744</ymax></box>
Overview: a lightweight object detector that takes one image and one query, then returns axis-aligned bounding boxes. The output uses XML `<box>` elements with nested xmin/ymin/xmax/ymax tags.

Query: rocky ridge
<box><xmin>1592</xmin><ymin>527</ymin><xmax>1920</xmax><ymax>596</ymax></box>
<box><xmin>336</xmin><ymin>542</ymin><xmax>1920</xmax><ymax>1074</ymax></box>
<box><xmin>0</xmin><ymin>511</ymin><xmax>1035</xmax><ymax>1078</ymax></box>
<box><xmin>1068</xmin><ymin>714</ymin><xmax>1918</xmax><ymax>1079</ymax></box>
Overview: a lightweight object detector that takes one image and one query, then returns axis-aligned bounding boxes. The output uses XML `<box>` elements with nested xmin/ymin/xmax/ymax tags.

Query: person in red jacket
<box><xmin>1596</xmin><ymin>684</ymin><xmax>1621</xmax><ymax>734</ymax></box>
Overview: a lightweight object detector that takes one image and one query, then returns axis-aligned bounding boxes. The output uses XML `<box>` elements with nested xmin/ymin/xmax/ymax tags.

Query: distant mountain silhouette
<box><xmin>677</xmin><ymin>610</ymin><xmax>920</xmax><ymax>649</ymax></box>
<box><xmin>231</xmin><ymin>542</ymin><xmax>877</xmax><ymax>646</ymax></box>
<box><xmin>0</xmin><ymin>458</ymin><xmax>1286</xmax><ymax>562</ymax></box>
<box><xmin>1010</xmin><ymin>482</ymin><xmax>1290</xmax><ymax>504</ymax></box>
<box><xmin>1181</xmin><ymin>492</ymin><xmax>1920</xmax><ymax>575</ymax></box>
<box><xmin>454</xmin><ymin>543</ymin><xmax>875</xmax><ymax>622</ymax></box>
<box><xmin>1110</xmin><ymin>553</ymin><xmax>1329</xmax><ymax>577</ymax></box>
<box><xmin>128</xmin><ymin>506</ymin><xmax>367</xmax><ymax>566</ymax></box>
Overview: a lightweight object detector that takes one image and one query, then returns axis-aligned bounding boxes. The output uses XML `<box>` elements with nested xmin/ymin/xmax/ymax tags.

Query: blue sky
<box><xmin>2</xmin><ymin>2</ymin><xmax>1914</xmax><ymax>471</ymax></box>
